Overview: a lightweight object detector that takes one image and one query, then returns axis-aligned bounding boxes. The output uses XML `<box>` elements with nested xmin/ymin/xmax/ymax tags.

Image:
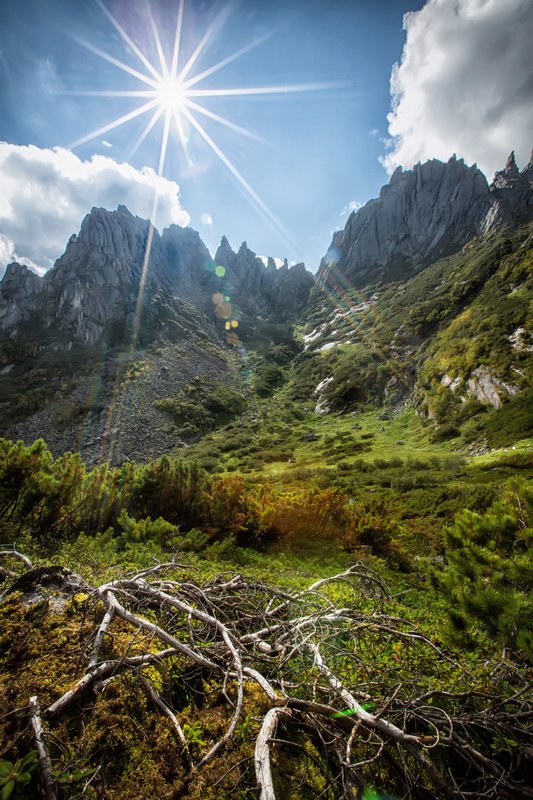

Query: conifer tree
<box><xmin>434</xmin><ymin>478</ymin><xmax>532</xmax><ymax>660</ymax></box>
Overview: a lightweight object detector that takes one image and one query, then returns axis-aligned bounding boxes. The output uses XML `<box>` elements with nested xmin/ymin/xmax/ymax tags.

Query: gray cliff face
<box><xmin>213</xmin><ymin>239</ymin><xmax>314</xmax><ymax>321</ymax></box>
<box><xmin>318</xmin><ymin>153</ymin><xmax>533</xmax><ymax>288</ymax></box>
<box><xmin>43</xmin><ymin>206</ymin><xmax>153</xmax><ymax>344</ymax></box>
<box><xmin>0</xmin><ymin>263</ymin><xmax>43</xmax><ymax>329</ymax></box>
<box><xmin>0</xmin><ymin>205</ymin><xmax>313</xmax><ymax>347</ymax></box>
<box><xmin>160</xmin><ymin>225</ymin><xmax>213</xmax><ymax>306</ymax></box>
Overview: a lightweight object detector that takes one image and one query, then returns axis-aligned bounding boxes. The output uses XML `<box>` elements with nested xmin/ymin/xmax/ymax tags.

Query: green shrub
<box><xmin>431</xmin><ymin>423</ymin><xmax>460</xmax><ymax>441</ymax></box>
<box><xmin>254</xmin><ymin>362</ymin><xmax>285</xmax><ymax>396</ymax></box>
<box><xmin>434</xmin><ymin>479</ymin><xmax>533</xmax><ymax>661</ymax></box>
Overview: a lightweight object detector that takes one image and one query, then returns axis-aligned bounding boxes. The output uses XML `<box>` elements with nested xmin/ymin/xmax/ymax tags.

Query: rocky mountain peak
<box><xmin>318</xmin><ymin>152</ymin><xmax>533</xmax><ymax>289</ymax></box>
<box><xmin>212</xmin><ymin>236</ymin><xmax>313</xmax><ymax>321</ymax></box>
<box><xmin>288</xmin><ymin>261</ymin><xmax>307</xmax><ymax>275</ymax></box>
<box><xmin>76</xmin><ymin>205</ymin><xmax>152</xmax><ymax>260</ymax></box>
<box><xmin>491</xmin><ymin>151</ymin><xmax>522</xmax><ymax>190</ymax></box>
<box><xmin>2</xmin><ymin>261</ymin><xmax>41</xmax><ymax>287</ymax></box>
<box><xmin>505</xmin><ymin>151</ymin><xmax>519</xmax><ymax>176</ymax></box>
<box><xmin>0</xmin><ymin>262</ymin><xmax>44</xmax><ymax>329</ymax></box>
<box><xmin>160</xmin><ymin>223</ymin><xmax>213</xmax><ymax>303</ymax></box>
<box><xmin>0</xmin><ymin>206</ymin><xmax>315</xmax><ymax>345</ymax></box>
<box><xmin>214</xmin><ymin>236</ymin><xmax>236</xmax><ymax>265</ymax></box>
<box><xmin>486</xmin><ymin>152</ymin><xmax>533</xmax><ymax>228</ymax></box>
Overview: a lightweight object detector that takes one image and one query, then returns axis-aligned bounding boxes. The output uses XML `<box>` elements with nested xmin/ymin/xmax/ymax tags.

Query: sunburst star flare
<box><xmin>68</xmin><ymin>0</ymin><xmax>341</xmax><ymax>245</ymax></box>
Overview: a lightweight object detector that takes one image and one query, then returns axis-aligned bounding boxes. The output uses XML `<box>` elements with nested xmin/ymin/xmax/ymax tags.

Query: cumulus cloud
<box><xmin>382</xmin><ymin>0</ymin><xmax>533</xmax><ymax>179</ymax></box>
<box><xmin>0</xmin><ymin>234</ymin><xmax>45</xmax><ymax>277</ymax></box>
<box><xmin>0</xmin><ymin>143</ymin><xmax>190</xmax><ymax>272</ymax></box>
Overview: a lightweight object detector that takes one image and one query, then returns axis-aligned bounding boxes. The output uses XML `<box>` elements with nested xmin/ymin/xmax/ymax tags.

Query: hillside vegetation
<box><xmin>295</xmin><ymin>224</ymin><xmax>532</xmax><ymax>446</ymax></box>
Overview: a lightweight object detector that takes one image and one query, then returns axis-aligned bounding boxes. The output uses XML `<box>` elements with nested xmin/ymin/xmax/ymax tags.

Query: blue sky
<box><xmin>0</xmin><ymin>0</ymin><xmax>531</xmax><ymax>273</ymax></box>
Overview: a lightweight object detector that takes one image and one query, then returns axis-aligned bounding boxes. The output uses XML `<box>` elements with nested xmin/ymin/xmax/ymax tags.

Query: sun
<box><xmin>155</xmin><ymin>77</ymin><xmax>188</xmax><ymax>113</ymax></box>
<box><xmin>69</xmin><ymin>0</ymin><xmax>337</xmax><ymax>239</ymax></box>
<box><xmin>65</xmin><ymin>0</ymin><xmax>340</xmax><ymax>362</ymax></box>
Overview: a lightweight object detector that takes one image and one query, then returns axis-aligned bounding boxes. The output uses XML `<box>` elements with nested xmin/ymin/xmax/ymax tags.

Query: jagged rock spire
<box><xmin>504</xmin><ymin>151</ymin><xmax>519</xmax><ymax>176</ymax></box>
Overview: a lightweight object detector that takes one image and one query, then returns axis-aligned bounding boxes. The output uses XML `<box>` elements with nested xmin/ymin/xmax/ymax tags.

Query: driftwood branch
<box><xmin>29</xmin><ymin>695</ymin><xmax>57</xmax><ymax>800</ymax></box>
<box><xmin>0</xmin><ymin>549</ymin><xmax>33</xmax><ymax>569</ymax></box>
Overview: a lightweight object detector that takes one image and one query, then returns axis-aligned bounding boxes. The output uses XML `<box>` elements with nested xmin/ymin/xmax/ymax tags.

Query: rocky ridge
<box><xmin>0</xmin><ymin>205</ymin><xmax>314</xmax><ymax>346</ymax></box>
<box><xmin>0</xmin><ymin>262</ymin><xmax>44</xmax><ymax>330</ymax></box>
<box><xmin>214</xmin><ymin>237</ymin><xmax>313</xmax><ymax>321</ymax></box>
<box><xmin>318</xmin><ymin>152</ymin><xmax>533</xmax><ymax>288</ymax></box>
<box><xmin>0</xmin><ymin>207</ymin><xmax>313</xmax><ymax>463</ymax></box>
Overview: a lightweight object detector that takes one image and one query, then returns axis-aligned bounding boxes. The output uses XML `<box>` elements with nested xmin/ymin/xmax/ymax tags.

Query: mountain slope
<box><xmin>0</xmin><ymin>207</ymin><xmax>313</xmax><ymax>463</ymax></box>
<box><xmin>293</xmin><ymin>223</ymin><xmax>532</xmax><ymax>444</ymax></box>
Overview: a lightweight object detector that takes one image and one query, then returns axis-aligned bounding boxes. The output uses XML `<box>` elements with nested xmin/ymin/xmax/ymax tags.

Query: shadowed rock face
<box><xmin>39</xmin><ymin>206</ymin><xmax>217</xmax><ymax>344</ymax></box>
<box><xmin>213</xmin><ymin>238</ymin><xmax>314</xmax><ymax>321</ymax></box>
<box><xmin>0</xmin><ymin>205</ymin><xmax>313</xmax><ymax>345</ymax></box>
<box><xmin>318</xmin><ymin>152</ymin><xmax>533</xmax><ymax>289</ymax></box>
<box><xmin>0</xmin><ymin>262</ymin><xmax>43</xmax><ymax>329</ymax></box>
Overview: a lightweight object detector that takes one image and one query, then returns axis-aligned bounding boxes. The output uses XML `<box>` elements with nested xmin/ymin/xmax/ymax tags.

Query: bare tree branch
<box><xmin>29</xmin><ymin>695</ymin><xmax>57</xmax><ymax>800</ymax></box>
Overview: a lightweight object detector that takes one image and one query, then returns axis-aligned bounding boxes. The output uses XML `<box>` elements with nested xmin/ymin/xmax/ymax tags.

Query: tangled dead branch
<box><xmin>2</xmin><ymin>557</ymin><xmax>532</xmax><ymax>799</ymax></box>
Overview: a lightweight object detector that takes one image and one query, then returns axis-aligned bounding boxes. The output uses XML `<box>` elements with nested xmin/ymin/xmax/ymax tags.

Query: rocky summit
<box><xmin>214</xmin><ymin>237</ymin><xmax>313</xmax><ymax>321</ymax></box>
<box><xmin>318</xmin><ymin>151</ymin><xmax>533</xmax><ymax>288</ymax></box>
<box><xmin>0</xmin><ymin>208</ymin><xmax>314</xmax><ymax>463</ymax></box>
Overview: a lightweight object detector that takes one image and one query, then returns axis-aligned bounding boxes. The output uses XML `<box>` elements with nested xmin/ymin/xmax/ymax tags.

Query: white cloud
<box><xmin>101</xmin><ymin>140</ymin><xmax>113</xmax><ymax>149</ymax></box>
<box><xmin>369</xmin><ymin>129</ymin><xmax>379</xmax><ymax>137</ymax></box>
<box><xmin>340</xmin><ymin>200</ymin><xmax>362</xmax><ymax>216</ymax></box>
<box><xmin>200</xmin><ymin>212</ymin><xmax>213</xmax><ymax>226</ymax></box>
<box><xmin>0</xmin><ymin>234</ymin><xmax>45</xmax><ymax>276</ymax></box>
<box><xmin>0</xmin><ymin>142</ymin><xmax>190</xmax><ymax>272</ymax></box>
<box><xmin>382</xmin><ymin>0</ymin><xmax>533</xmax><ymax>178</ymax></box>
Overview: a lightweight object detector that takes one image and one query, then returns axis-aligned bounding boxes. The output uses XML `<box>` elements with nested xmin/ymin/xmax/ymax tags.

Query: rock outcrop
<box><xmin>440</xmin><ymin>367</ymin><xmax>519</xmax><ymax>409</ymax></box>
<box><xmin>483</xmin><ymin>150</ymin><xmax>533</xmax><ymax>230</ymax></box>
<box><xmin>318</xmin><ymin>152</ymin><xmax>533</xmax><ymax>288</ymax></box>
<box><xmin>0</xmin><ymin>262</ymin><xmax>43</xmax><ymax>329</ymax></box>
<box><xmin>213</xmin><ymin>238</ymin><xmax>314</xmax><ymax>321</ymax></box>
<box><xmin>0</xmin><ymin>206</ymin><xmax>313</xmax><ymax>346</ymax></box>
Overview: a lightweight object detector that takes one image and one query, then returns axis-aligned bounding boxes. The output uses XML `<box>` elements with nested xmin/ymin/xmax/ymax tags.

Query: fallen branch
<box><xmin>255</xmin><ymin>707</ymin><xmax>292</xmax><ymax>800</ymax></box>
<box><xmin>1</xmin><ymin>560</ymin><xmax>527</xmax><ymax>800</ymax></box>
<box><xmin>0</xmin><ymin>549</ymin><xmax>33</xmax><ymax>569</ymax></box>
<box><xmin>29</xmin><ymin>695</ymin><xmax>57</xmax><ymax>800</ymax></box>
